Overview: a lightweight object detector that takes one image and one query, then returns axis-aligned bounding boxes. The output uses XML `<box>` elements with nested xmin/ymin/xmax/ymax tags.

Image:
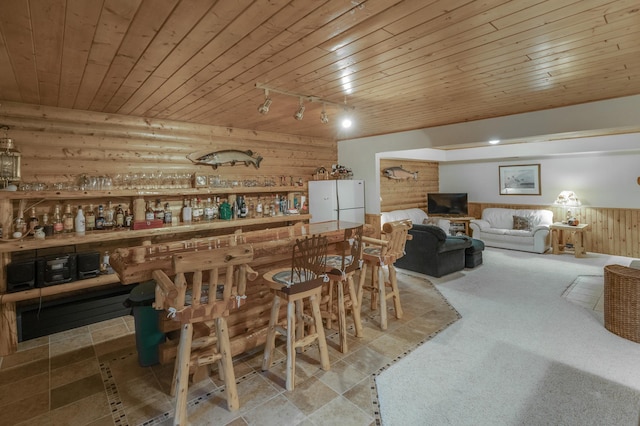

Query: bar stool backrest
<box><xmin>331</xmin><ymin>224</ymin><xmax>364</xmax><ymax>275</ymax></box>
<box><xmin>153</xmin><ymin>243</ymin><xmax>254</xmax><ymax>324</ymax></box>
<box><xmin>382</xmin><ymin>219</ymin><xmax>412</xmax><ymax>262</ymax></box>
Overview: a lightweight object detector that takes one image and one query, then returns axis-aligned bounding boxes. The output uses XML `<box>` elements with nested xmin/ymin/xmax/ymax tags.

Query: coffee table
<box><xmin>550</xmin><ymin>222</ymin><xmax>590</xmax><ymax>258</ymax></box>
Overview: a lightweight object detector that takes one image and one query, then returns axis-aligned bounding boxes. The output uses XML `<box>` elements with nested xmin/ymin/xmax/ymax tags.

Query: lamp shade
<box><xmin>553</xmin><ymin>190</ymin><xmax>581</xmax><ymax>207</ymax></box>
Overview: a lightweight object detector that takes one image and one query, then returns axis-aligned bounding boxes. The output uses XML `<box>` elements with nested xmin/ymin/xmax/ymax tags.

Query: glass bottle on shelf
<box><xmin>42</xmin><ymin>211</ymin><xmax>53</xmax><ymax>236</ymax></box>
<box><xmin>145</xmin><ymin>201</ymin><xmax>155</xmax><ymax>221</ymax></box>
<box><xmin>212</xmin><ymin>197</ymin><xmax>220</xmax><ymax>219</ymax></box>
<box><xmin>163</xmin><ymin>202</ymin><xmax>172</xmax><ymax>224</ymax></box>
<box><xmin>182</xmin><ymin>198</ymin><xmax>192</xmax><ymax>223</ymax></box>
<box><xmin>115</xmin><ymin>204</ymin><xmax>125</xmax><ymax>228</ymax></box>
<box><xmin>95</xmin><ymin>205</ymin><xmax>105</xmax><ymax>230</ymax></box>
<box><xmin>104</xmin><ymin>201</ymin><xmax>115</xmax><ymax>229</ymax></box>
<box><xmin>192</xmin><ymin>198</ymin><xmax>202</xmax><ymax>222</ymax></box>
<box><xmin>86</xmin><ymin>204</ymin><xmax>96</xmax><ymax>231</ymax></box>
<box><xmin>124</xmin><ymin>208</ymin><xmax>133</xmax><ymax>228</ymax></box>
<box><xmin>53</xmin><ymin>205</ymin><xmax>64</xmax><ymax>234</ymax></box>
<box><xmin>154</xmin><ymin>199</ymin><xmax>164</xmax><ymax>221</ymax></box>
<box><xmin>14</xmin><ymin>210</ymin><xmax>26</xmax><ymax>238</ymax></box>
<box><xmin>28</xmin><ymin>207</ymin><xmax>39</xmax><ymax>233</ymax></box>
<box><xmin>256</xmin><ymin>197</ymin><xmax>263</xmax><ymax>217</ymax></box>
<box><xmin>204</xmin><ymin>198</ymin><xmax>214</xmax><ymax>221</ymax></box>
<box><xmin>63</xmin><ymin>204</ymin><xmax>74</xmax><ymax>233</ymax></box>
<box><xmin>75</xmin><ymin>205</ymin><xmax>85</xmax><ymax>235</ymax></box>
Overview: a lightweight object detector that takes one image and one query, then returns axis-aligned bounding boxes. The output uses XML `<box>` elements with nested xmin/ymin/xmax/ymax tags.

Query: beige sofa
<box><xmin>469</xmin><ymin>208</ymin><xmax>553</xmax><ymax>253</ymax></box>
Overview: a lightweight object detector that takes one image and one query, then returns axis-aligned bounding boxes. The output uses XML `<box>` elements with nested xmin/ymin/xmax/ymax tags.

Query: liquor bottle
<box><xmin>14</xmin><ymin>209</ymin><xmax>26</xmax><ymax>238</ymax></box>
<box><xmin>163</xmin><ymin>202</ymin><xmax>172</xmax><ymax>224</ymax></box>
<box><xmin>42</xmin><ymin>211</ymin><xmax>53</xmax><ymax>236</ymax></box>
<box><xmin>204</xmin><ymin>198</ymin><xmax>214</xmax><ymax>221</ymax></box>
<box><xmin>145</xmin><ymin>201</ymin><xmax>155</xmax><ymax>221</ymax></box>
<box><xmin>240</xmin><ymin>197</ymin><xmax>248</xmax><ymax>218</ymax></box>
<box><xmin>53</xmin><ymin>205</ymin><xmax>64</xmax><ymax>234</ymax></box>
<box><xmin>256</xmin><ymin>197</ymin><xmax>263</xmax><ymax>217</ymax></box>
<box><xmin>104</xmin><ymin>201</ymin><xmax>115</xmax><ymax>229</ymax></box>
<box><xmin>154</xmin><ymin>199</ymin><xmax>164</xmax><ymax>221</ymax></box>
<box><xmin>192</xmin><ymin>198</ymin><xmax>202</xmax><ymax>222</ymax></box>
<box><xmin>212</xmin><ymin>197</ymin><xmax>219</xmax><ymax>219</ymax></box>
<box><xmin>63</xmin><ymin>204</ymin><xmax>74</xmax><ymax>233</ymax></box>
<box><xmin>86</xmin><ymin>204</ymin><xmax>96</xmax><ymax>231</ymax></box>
<box><xmin>115</xmin><ymin>204</ymin><xmax>125</xmax><ymax>228</ymax></box>
<box><xmin>124</xmin><ymin>208</ymin><xmax>133</xmax><ymax>228</ymax></box>
<box><xmin>95</xmin><ymin>205</ymin><xmax>105</xmax><ymax>230</ymax></box>
<box><xmin>75</xmin><ymin>205</ymin><xmax>86</xmax><ymax>235</ymax></box>
<box><xmin>28</xmin><ymin>207</ymin><xmax>39</xmax><ymax>233</ymax></box>
<box><xmin>182</xmin><ymin>198</ymin><xmax>192</xmax><ymax>223</ymax></box>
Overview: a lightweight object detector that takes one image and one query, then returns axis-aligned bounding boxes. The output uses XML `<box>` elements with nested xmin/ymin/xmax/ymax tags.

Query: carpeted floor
<box><xmin>377</xmin><ymin>248</ymin><xmax>640</xmax><ymax>426</ymax></box>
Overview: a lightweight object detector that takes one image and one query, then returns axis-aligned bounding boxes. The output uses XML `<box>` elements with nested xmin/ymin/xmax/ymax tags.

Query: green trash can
<box><xmin>124</xmin><ymin>280</ymin><xmax>165</xmax><ymax>367</ymax></box>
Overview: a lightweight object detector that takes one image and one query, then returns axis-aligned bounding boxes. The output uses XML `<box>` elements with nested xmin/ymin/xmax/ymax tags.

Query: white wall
<box><xmin>439</xmin><ymin>151</ymin><xmax>640</xmax><ymax>209</ymax></box>
<box><xmin>338</xmin><ymin>95</ymin><xmax>640</xmax><ymax>213</ymax></box>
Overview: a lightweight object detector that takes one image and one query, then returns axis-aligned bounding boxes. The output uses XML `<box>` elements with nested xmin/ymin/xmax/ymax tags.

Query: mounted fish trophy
<box><xmin>188</xmin><ymin>149</ymin><xmax>262</xmax><ymax>169</ymax></box>
<box><xmin>383</xmin><ymin>166</ymin><xmax>418</xmax><ymax>180</ymax></box>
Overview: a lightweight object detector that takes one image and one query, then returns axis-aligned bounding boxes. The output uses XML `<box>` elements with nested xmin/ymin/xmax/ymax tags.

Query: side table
<box><xmin>550</xmin><ymin>222</ymin><xmax>590</xmax><ymax>258</ymax></box>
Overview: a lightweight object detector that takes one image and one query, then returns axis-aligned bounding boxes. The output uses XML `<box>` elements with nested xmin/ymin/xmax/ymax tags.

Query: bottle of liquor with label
<box><xmin>163</xmin><ymin>202</ymin><xmax>172</xmax><ymax>224</ymax></box>
<box><xmin>86</xmin><ymin>204</ymin><xmax>96</xmax><ymax>231</ymax></box>
<box><xmin>192</xmin><ymin>198</ymin><xmax>202</xmax><ymax>222</ymax></box>
<box><xmin>53</xmin><ymin>205</ymin><xmax>64</xmax><ymax>234</ymax></box>
<box><xmin>115</xmin><ymin>204</ymin><xmax>125</xmax><ymax>228</ymax></box>
<box><xmin>104</xmin><ymin>201</ymin><xmax>115</xmax><ymax>229</ymax></box>
<box><xmin>256</xmin><ymin>197</ymin><xmax>263</xmax><ymax>217</ymax></box>
<box><xmin>204</xmin><ymin>198</ymin><xmax>214</xmax><ymax>221</ymax></box>
<box><xmin>182</xmin><ymin>198</ymin><xmax>192</xmax><ymax>223</ymax></box>
<box><xmin>95</xmin><ymin>205</ymin><xmax>105</xmax><ymax>230</ymax></box>
<box><xmin>145</xmin><ymin>201</ymin><xmax>155</xmax><ymax>221</ymax></box>
<box><xmin>154</xmin><ymin>199</ymin><xmax>164</xmax><ymax>222</ymax></box>
<box><xmin>124</xmin><ymin>208</ymin><xmax>133</xmax><ymax>228</ymax></box>
<box><xmin>63</xmin><ymin>204</ymin><xmax>74</xmax><ymax>233</ymax></box>
<box><xmin>75</xmin><ymin>205</ymin><xmax>86</xmax><ymax>235</ymax></box>
<box><xmin>28</xmin><ymin>207</ymin><xmax>39</xmax><ymax>233</ymax></box>
<box><xmin>212</xmin><ymin>197</ymin><xmax>219</xmax><ymax>219</ymax></box>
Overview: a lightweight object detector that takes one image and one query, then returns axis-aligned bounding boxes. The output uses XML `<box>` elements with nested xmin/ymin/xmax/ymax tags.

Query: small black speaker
<box><xmin>7</xmin><ymin>259</ymin><xmax>37</xmax><ymax>292</ymax></box>
<box><xmin>38</xmin><ymin>254</ymin><xmax>77</xmax><ymax>287</ymax></box>
<box><xmin>77</xmin><ymin>251</ymin><xmax>100</xmax><ymax>279</ymax></box>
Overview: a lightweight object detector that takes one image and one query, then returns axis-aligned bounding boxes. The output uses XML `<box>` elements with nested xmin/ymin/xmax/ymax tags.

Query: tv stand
<box><xmin>430</xmin><ymin>215</ymin><xmax>475</xmax><ymax>236</ymax></box>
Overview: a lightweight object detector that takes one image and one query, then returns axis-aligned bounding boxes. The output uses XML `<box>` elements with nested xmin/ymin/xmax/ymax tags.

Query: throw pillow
<box><xmin>513</xmin><ymin>215</ymin><xmax>530</xmax><ymax>230</ymax></box>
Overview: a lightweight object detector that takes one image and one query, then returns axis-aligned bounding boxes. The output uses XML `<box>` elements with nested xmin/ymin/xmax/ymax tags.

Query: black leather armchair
<box><xmin>394</xmin><ymin>224</ymin><xmax>472</xmax><ymax>278</ymax></box>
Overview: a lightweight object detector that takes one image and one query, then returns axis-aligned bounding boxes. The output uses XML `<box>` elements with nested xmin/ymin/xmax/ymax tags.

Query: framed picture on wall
<box><xmin>499</xmin><ymin>164</ymin><xmax>541</xmax><ymax>195</ymax></box>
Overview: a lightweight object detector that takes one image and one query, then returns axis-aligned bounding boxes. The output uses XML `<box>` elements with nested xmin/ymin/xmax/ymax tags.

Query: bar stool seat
<box><xmin>262</xmin><ymin>235</ymin><xmax>331</xmax><ymax>391</ymax></box>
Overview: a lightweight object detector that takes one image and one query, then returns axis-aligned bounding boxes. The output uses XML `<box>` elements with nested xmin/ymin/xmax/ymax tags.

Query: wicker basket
<box><xmin>603</xmin><ymin>264</ymin><xmax>640</xmax><ymax>343</ymax></box>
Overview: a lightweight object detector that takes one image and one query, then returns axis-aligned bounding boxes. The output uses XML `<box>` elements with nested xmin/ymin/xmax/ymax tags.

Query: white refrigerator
<box><xmin>308</xmin><ymin>180</ymin><xmax>365</xmax><ymax>224</ymax></box>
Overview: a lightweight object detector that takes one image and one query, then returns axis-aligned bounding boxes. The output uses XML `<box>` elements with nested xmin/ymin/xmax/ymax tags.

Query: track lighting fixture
<box><xmin>257</xmin><ymin>89</ymin><xmax>272</xmax><ymax>114</ymax></box>
<box><xmin>320</xmin><ymin>104</ymin><xmax>329</xmax><ymax>124</ymax></box>
<box><xmin>293</xmin><ymin>97</ymin><xmax>305</xmax><ymax>120</ymax></box>
<box><xmin>255</xmin><ymin>82</ymin><xmax>355</xmax><ymax>126</ymax></box>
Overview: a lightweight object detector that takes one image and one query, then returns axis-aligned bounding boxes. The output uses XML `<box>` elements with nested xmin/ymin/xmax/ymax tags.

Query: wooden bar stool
<box><xmin>358</xmin><ymin>220</ymin><xmax>412</xmax><ymax>330</ymax></box>
<box><xmin>322</xmin><ymin>225</ymin><xmax>364</xmax><ymax>353</ymax></box>
<box><xmin>153</xmin><ymin>244</ymin><xmax>255</xmax><ymax>426</ymax></box>
<box><xmin>262</xmin><ymin>234</ymin><xmax>331</xmax><ymax>391</ymax></box>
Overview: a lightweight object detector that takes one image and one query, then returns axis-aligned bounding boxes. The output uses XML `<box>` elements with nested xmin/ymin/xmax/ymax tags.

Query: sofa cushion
<box><xmin>512</xmin><ymin>215</ymin><xmax>530</xmax><ymax>230</ymax></box>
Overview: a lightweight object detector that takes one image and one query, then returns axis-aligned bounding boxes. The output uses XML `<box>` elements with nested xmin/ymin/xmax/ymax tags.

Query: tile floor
<box><xmin>0</xmin><ymin>271</ymin><xmax>458</xmax><ymax>426</ymax></box>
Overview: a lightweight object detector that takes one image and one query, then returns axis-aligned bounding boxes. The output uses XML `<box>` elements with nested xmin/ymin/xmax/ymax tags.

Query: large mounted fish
<box><xmin>383</xmin><ymin>166</ymin><xmax>418</xmax><ymax>180</ymax></box>
<box><xmin>188</xmin><ymin>150</ymin><xmax>263</xmax><ymax>169</ymax></box>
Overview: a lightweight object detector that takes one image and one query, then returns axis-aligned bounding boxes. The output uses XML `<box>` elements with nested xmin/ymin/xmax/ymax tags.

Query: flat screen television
<box><xmin>427</xmin><ymin>193</ymin><xmax>468</xmax><ymax>216</ymax></box>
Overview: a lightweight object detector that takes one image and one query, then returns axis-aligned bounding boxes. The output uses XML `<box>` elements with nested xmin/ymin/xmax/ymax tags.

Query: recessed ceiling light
<box><xmin>489</xmin><ymin>139</ymin><xmax>500</xmax><ymax>145</ymax></box>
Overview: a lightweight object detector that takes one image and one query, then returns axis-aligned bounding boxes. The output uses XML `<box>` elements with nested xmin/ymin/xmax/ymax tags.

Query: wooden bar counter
<box><xmin>112</xmin><ymin>221</ymin><xmax>370</xmax><ymax>364</ymax></box>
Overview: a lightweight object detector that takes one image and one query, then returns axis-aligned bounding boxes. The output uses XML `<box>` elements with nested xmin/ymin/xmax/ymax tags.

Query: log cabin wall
<box><xmin>379</xmin><ymin>159</ymin><xmax>439</xmax><ymax>212</ymax></box>
<box><xmin>0</xmin><ymin>101</ymin><xmax>336</xmax><ymax>187</ymax></box>
<box><xmin>470</xmin><ymin>202</ymin><xmax>640</xmax><ymax>258</ymax></box>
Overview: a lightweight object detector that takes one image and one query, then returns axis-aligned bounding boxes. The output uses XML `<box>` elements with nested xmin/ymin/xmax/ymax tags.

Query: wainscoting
<box><xmin>469</xmin><ymin>203</ymin><xmax>640</xmax><ymax>258</ymax></box>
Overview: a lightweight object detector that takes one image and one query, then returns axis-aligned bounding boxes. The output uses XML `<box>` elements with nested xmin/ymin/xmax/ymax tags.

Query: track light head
<box><xmin>257</xmin><ymin>89</ymin><xmax>272</xmax><ymax>114</ymax></box>
<box><xmin>293</xmin><ymin>97</ymin><xmax>305</xmax><ymax>120</ymax></box>
<box><xmin>320</xmin><ymin>104</ymin><xmax>329</xmax><ymax>124</ymax></box>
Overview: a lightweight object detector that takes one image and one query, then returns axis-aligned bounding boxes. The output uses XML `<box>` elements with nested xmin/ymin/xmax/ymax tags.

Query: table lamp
<box><xmin>553</xmin><ymin>190</ymin><xmax>581</xmax><ymax>223</ymax></box>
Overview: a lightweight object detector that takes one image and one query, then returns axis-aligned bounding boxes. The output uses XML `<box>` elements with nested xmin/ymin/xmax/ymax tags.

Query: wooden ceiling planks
<box><xmin>0</xmin><ymin>0</ymin><xmax>638</xmax><ymax>142</ymax></box>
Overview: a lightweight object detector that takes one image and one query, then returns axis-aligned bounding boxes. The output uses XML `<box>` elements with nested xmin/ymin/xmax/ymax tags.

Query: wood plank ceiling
<box><xmin>0</xmin><ymin>0</ymin><xmax>638</xmax><ymax>142</ymax></box>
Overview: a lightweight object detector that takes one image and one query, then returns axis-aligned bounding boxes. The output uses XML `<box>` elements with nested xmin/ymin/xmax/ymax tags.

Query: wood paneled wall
<box><xmin>470</xmin><ymin>202</ymin><xmax>640</xmax><ymax>258</ymax></box>
<box><xmin>0</xmin><ymin>101</ymin><xmax>336</xmax><ymax>186</ymax></box>
<box><xmin>380</xmin><ymin>159</ymin><xmax>438</xmax><ymax>212</ymax></box>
